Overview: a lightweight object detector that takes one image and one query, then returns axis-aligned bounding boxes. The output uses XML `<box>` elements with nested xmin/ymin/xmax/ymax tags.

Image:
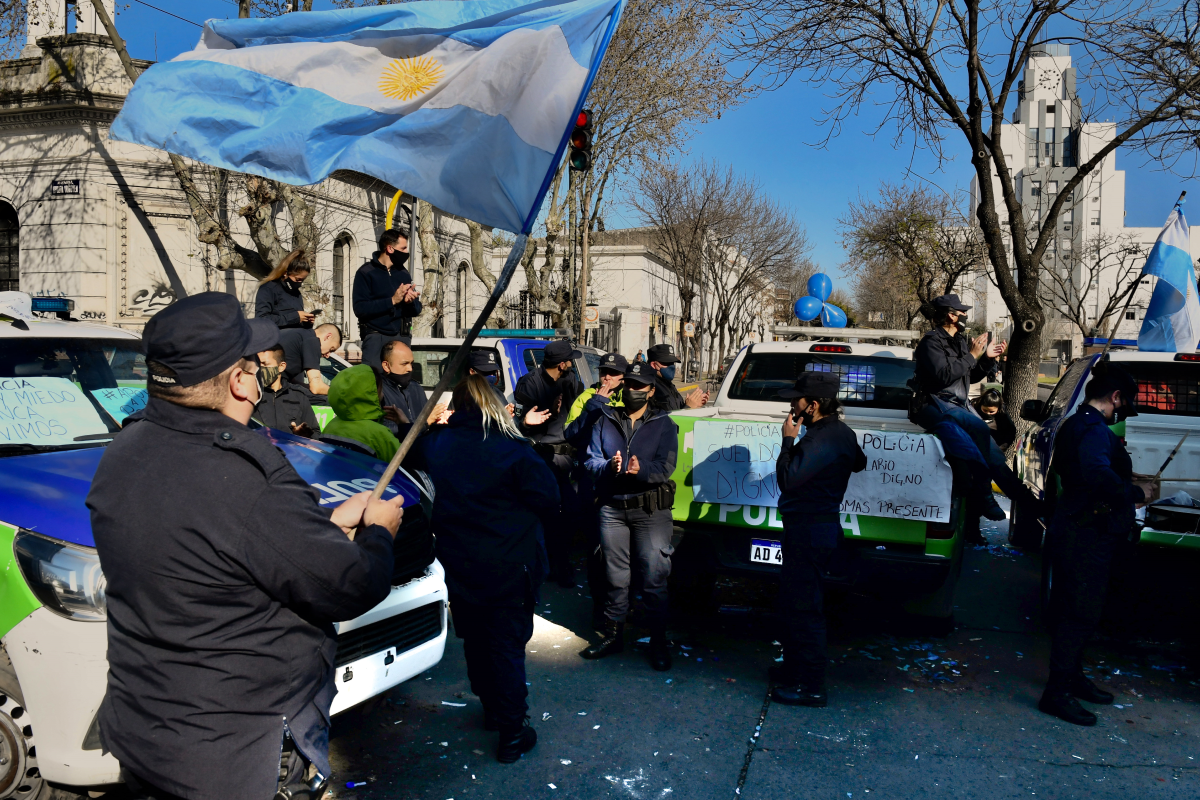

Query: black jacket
<box><xmin>255</xmin><ymin>278</ymin><xmax>309</xmax><ymax>330</ymax></box>
<box><xmin>585</xmin><ymin>404</ymin><xmax>679</xmax><ymax>501</ymax></box>
<box><xmin>411</xmin><ymin>408</ymin><xmax>558</xmax><ymax>605</ymax></box>
<box><xmin>86</xmin><ymin>399</ymin><xmax>394</xmax><ymax>800</ymax></box>
<box><xmin>379</xmin><ymin>373</ymin><xmax>429</xmax><ymax>424</ymax></box>
<box><xmin>650</xmin><ymin>372</ymin><xmax>686</xmax><ymax>411</ymax></box>
<box><xmin>255</xmin><ymin>379</ymin><xmax>320</xmax><ymax>432</ymax></box>
<box><xmin>514</xmin><ymin>367</ymin><xmax>584</xmax><ymax>445</ymax></box>
<box><xmin>352</xmin><ymin>254</ymin><xmax>422</xmax><ymax>337</ymax></box>
<box><xmin>776</xmin><ymin>415</ymin><xmax>867</xmax><ymax>516</ymax></box>
<box><xmin>1052</xmin><ymin>404</ymin><xmax>1145</xmax><ymax>535</ymax></box>
<box><xmin>914</xmin><ymin>327</ymin><xmax>994</xmax><ymax>406</ymax></box>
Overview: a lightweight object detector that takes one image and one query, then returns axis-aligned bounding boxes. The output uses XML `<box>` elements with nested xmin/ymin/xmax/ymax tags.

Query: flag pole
<box><xmin>1100</xmin><ymin>190</ymin><xmax>1186</xmax><ymax>359</ymax></box>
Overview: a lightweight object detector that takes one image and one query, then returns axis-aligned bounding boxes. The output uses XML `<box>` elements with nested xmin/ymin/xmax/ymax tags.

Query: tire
<box><xmin>0</xmin><ymin>647</ymin><xmax>88</xmax><ymax>800</ymax></box>
<box><xmin>1007</xmin><ymin>492</ymin><xmax>1044</xmax><ymax>552</ymax></box>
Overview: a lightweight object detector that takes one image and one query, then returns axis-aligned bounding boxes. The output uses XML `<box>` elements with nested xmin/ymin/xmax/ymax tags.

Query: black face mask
<box><xmin>389</xmin><ymin>251</ymin><xmax>409</xmax><ymax>268</ymax></box>
<box><xmin>1114</xmin><ymin>402</ymin><xmax>1136</xmax><ymax>423</ymax></box>
<box><xmin>283</xmin><ymin>277</ymin><xmax>303</xmax><ymax>292</ymax></box>
<box><xmin>387</xmin><ymin>371</ymin><xmax>413</xmax><ymax>389</ymax></box>
<box><xmin>624</xmin><ymin>388</ymin><xmax>650</xmax><ymax>413</ymax></box>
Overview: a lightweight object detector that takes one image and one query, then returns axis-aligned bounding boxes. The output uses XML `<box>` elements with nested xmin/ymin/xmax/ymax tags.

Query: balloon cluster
<box><xmin>793</xmin><ymin>273</ymin><xmax>847</xmax><ymax>328</ymax></box>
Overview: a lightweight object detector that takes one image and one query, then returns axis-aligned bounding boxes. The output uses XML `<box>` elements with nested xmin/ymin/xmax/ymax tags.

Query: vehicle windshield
<box><xmin>411</xmin><ymin>346</ymin><xmax>504</xmax><ymax>392</ymax></box>
<box><xmin>1</xmin><ymin>337</ymin><xmax>146</xmax><ymax>452</ymax></box>
<box><xmin>1123</xmin><ymin>361</ymin><xmax>1200</xmax><ymax>417</ymax></box>
<box><xmin>726</xmin><ymin>352</ymin><xmax>916</xmax><ymax>410</ymax></box>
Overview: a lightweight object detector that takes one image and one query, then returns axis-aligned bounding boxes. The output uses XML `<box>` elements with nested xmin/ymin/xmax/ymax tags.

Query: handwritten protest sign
<box><xmin>94</xmin><ymin>386</ymin><xmax>148</xmax><ymax>424</ymax></box>
<box><xmin>691</xmin><ymin>418</ymin><xmax>953</xmax><ymax>523</ymax></box>
<box><xmin>0</xmin><ymin>377</ymin><xmax>108</xmax><ymax>446</ymax></box>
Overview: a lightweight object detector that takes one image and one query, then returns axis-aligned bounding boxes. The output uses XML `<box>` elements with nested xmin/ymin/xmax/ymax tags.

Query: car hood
<box><xmin>0</xmin><ymin>428</ymin><xmax>421</xmax><ymax>548</ymax></box>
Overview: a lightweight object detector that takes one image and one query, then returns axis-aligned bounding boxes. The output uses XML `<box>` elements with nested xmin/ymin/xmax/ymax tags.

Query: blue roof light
<box><xmin>30</xmin><ymin>297</ymin><xmax>75</xmax><ymax>313</ymax></box>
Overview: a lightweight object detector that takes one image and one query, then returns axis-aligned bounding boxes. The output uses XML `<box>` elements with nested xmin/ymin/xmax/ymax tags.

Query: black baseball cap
<box><xmin>646</xmin><ymin>343</ymin><xmax>679</xmax><ymax>364</ymax></box>
<box><xmin>624</xmin><ymin>362</ymin><xmax>655</xmax><ymax>386</ymax></box>
<box><xmin>469</xmin><ymin>349</ymin><xmax>501</xmax><ymax>374</ymax></box>
<box><xmin>932</xmin><ymin>293</ymin><xmax>971</xmax><ymax>312</ymax></box>
<box><xmin>543</xmin><ymin>340</ymin><xmax>582</xmax><ymax>364</ymax></box>
<box><xmin>779</xmin><ymin>371</ymin><xmax>840</xmax><ymax>399</ymax></box>
<box><xmin>598</xmin><ymin>352</ymin><xmax>629</xmax><ymax>374</ymax></box>
<box><xmin>144</xmin><ymin>292</ymin><xmax>278</xmax><ymax>387</ymax></box>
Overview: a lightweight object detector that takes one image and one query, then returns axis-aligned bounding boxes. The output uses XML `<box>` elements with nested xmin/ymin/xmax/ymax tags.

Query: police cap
<box><xmin>469</xmin><ymin>349</ymin><xmax>501</xmax><ymax>374</ymax></box>
<box><xmin>779</xmin><ymin>371</ymin><xmax>840</xmax><ymax>399</ymax></box>
<box><xmin>543</xmin><ymin>340</ymin><xmax>582</xmax><ymax>364</ymax></box>
<box><xmin>646</xmin><ymin>343</ymin><xmax>680</xmax><ymax>364</ymax></box>
<box><xmin>598</xmin><ymin>352</ymin><xmax>629</xmax><ymax>374</ymax></box>
<box><xmin>624</xmin><ymin>362</ymin><xmax>656</xmax><ymax>386</ymax></box>
<box><xmin>143</xmin><ymin>292</ymin><xmax>278</xmax><ymax>387</ymax></box>
<box><xmin>932</xmin><ymin>293</ymin><xmax>972</xmax><ymax>312</ymax></box>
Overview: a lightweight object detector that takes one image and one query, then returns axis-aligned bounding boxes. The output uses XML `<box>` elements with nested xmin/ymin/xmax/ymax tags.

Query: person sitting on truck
<box><xmin>1038</xmin><ymin>362</ymin><xmax>1158</xmax><ymax>727</ymax></box>
<box><xmin>86</xmin><ymin>292</ymin><xmax>402</xmax><ymax>800</ymax></box>
<box><xmin>378</xmin><ymin>339</ymin><xmax>448</xmax><ymax>433</ymax></box>
<box><xmin>972</xmin><ymin>387</ymin><xmax>1016</xmax><ymax>450</ymax></box>
<box><xmin>771</xmin><ymin>371</ymin><xmax>867</xmax><ymax>708</ymax></box>
<box><xmin>278</xmin><ymin>323</ymin><xmax>341</xmax><ymax>397</ymax></box>
<box><xmin>255</xmin><ymin>249</ymin><xmax>316</xmax><ymax>331</ymax></box>
<box><xmin>410</xmin><ymin>373</ymin><xmax>559</xmax><ymax>763</ymax></box>
<box><xmin>581</xmin><ymin>361</ymin><xmax>680</xmax><ymax>672</ymax></box>
<box><xmin>253</xmin><ymin>344</ymin><xmax>320</xmax><ymax>436</ymax></box>
<box><xmin>353</xmin><ymin>228</ymin><xmax>422</xmax><ymax>372</ymax></box>
<box><xmin>646</xmin><ymin>342</ymin><xmax>708</xmax><ymax>410</ymax></box>
<box><xmin>912</xmin><ymin>293</ymin><xmax>1029</xmax><ymax>521</ymax></box>
<box><xmin>324</xmin><ymin>363</ymin><xmax>401</xmax><ymax>461</ymax></box>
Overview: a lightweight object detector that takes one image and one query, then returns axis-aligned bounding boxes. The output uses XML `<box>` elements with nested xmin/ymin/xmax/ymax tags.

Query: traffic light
<box><xmin>568</xmin><ymin>109</ymin><xmax>593</xmax><ymax>171</ymax></box>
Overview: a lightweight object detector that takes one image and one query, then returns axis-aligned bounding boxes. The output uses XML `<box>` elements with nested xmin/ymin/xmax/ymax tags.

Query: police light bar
<box><xmin>475</xmin><ymin>328</ymin><xmax>571</xmax><ymax>338</ymax></box>
<box><xmin>29</xmin><ymin>297</ymin><xmax>75</xmax><ymax>313</ymax></box>
<box><xmin>810</xmin><ymin>344</ymin><xmax>852</xmax><ymax>353</ymax></box>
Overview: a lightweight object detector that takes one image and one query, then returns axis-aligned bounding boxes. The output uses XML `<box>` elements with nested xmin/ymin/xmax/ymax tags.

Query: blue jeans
<box><xmin>916</xmin><ymin>397</ymin><xmax>1023</xmax><ymax>502</ymax></box>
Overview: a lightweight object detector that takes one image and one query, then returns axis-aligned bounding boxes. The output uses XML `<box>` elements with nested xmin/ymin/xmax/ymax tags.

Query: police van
<box><xmin>0</xmin><ymin>294</ymin><xmax>446</xmax><ymax>800</ymax></box>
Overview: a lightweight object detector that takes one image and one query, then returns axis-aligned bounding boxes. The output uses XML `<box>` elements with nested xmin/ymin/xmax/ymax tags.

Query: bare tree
<box><xmin>722</xmin><ymin>0</ymin><xmax>1200</xmax><ymax>410</ymax></box>
<box><xmin>1041</xmin><ymin>233</ymin><xmax>1148</xmax><ymax>339</ymax></box>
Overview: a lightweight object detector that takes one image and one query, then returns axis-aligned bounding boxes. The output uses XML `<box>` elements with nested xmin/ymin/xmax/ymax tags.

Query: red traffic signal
<box><xmin>568</xmin><ymin>108</ymin><xmax>593</xmax><ymax>171</ymax></box>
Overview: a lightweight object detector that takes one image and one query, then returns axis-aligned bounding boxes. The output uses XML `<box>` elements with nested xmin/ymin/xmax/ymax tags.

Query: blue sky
<box><xmin>112</xmin><ymin>0</ymin><xmax>1190</xmax><ymax>275</ymax></box>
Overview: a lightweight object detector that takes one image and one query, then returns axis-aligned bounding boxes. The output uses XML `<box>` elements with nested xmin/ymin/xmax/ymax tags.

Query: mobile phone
<box><xmin>310</xmin><ymin>308</ymin><xmax>323</xmax><ymax>316</ymax></box>
<box><xmin>986</xmin><ymin>331</ymin><xmax>993</xmax><ymax>345</ymax></box>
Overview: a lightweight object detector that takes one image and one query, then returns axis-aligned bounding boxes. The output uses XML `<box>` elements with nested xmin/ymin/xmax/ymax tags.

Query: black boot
<box><xmin>1069</xmin><ymin>674</ymin><xmax>1114</xmax><ymax>705</ymax></box>
<box><xmin>649</xmin><ymin>628</ymin><xmax>672</xmax><ymax>672</ymax></box>
<box><xmin>981</xmin><ymin>492</ymin><xmax>1007</xmax><ymax>521</ymax></box>
<box><xmin>580</xmin><ymin>620</ymin><xmax>624</xmax><ymax>659</ymax></box>
<box><xmin>1038</xmin><ymin>686</ymin><xmax>1097</xmax><ymax>726</ymax></box>
<box><xmin>771</xmin><ymin>684</ymin><xmax>828</xmax><ymax>707</ymax></box>
<box><xmin>496</xmin><ymin>717</ymin><xmax>537</xmax><ymax>763</ymax></box>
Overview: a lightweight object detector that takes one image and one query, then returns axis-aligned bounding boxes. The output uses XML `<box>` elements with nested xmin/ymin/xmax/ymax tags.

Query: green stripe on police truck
<box><xmin>0</xmin><ymin>521</ymin><xmax>42</xmax><ymax>638</ymax></box>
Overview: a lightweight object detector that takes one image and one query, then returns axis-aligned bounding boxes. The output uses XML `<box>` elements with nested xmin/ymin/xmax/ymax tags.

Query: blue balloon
<box><xmin>794</xmin><ymin>295</ymin><xmax>822</xmax><ymax>321</ymax></box>
<box><xmin>820</xmin><ymin>303</ymin><xmax>848</xmax><ymax>328</ymax></box>
<box><xmin>807</xmin><ymin>273</ymin><xmax>833</xmax><ymax>303</ymax></box>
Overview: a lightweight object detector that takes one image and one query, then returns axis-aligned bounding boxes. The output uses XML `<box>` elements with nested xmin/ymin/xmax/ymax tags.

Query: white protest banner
<box><xmin>691</xmin><ymin>418</ymin><xmax>953</xmax><ymax>523</ymax></box>
<box><xmin>0</xmin><ymin>377</ymin><xmax>109</xmax><ymax>446</ymax></box>
<box><xmin>93</xmin><ymin>386</ymin><xmax>148</xmax><ymax>424</ymax></box>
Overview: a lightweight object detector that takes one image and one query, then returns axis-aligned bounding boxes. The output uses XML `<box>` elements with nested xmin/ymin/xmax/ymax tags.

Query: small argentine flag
<box><xmin>110</xmin><ymin>0</ymin><xmax>625</xmax><ymax>234</ymax></box>
<box><xmin>1138</xmin><ymin>202</ymin><xmax>1200</xmax><ymax>353</ymax></box>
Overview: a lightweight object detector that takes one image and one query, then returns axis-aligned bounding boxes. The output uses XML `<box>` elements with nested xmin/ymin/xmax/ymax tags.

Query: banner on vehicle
<box><xmin>691</xmin><ymin>419</ymin><xmax>953</xmax><ymax>523</ymax></box>
<box><xmin>0</xmin><ymin>377</ymin><xmax>108</xmax><ymax>446</ymax></box>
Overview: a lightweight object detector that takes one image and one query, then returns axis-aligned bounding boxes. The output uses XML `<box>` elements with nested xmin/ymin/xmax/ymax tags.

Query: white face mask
<box><xmin>246</xmin><ymin>367</ymin><xmax>263</xmax><ymax>407</ymax></box>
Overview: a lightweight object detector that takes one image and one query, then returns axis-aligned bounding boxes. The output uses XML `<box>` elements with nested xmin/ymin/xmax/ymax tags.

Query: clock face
<box><xmin>1037</xmin><ymin>69</ymin><xmax>1060</xmax><ymax>92</ymax></box>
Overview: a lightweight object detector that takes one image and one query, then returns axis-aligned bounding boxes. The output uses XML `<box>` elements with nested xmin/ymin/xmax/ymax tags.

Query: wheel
<box><xmin>1007</xmin><ymin>493</ymin><xmax>1044</xmax><ymax>552</ymax></box>
<box><xmin>0</xmin><ymin>647</ymin><xmax>87</xmax><ymax>800</ymax></box>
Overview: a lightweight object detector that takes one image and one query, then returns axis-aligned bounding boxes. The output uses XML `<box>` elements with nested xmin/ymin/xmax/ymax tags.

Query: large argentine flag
<box><xmin>1138</xmin><ymin>204</ymin><xmax>1200</xmax><ymax>352</ymax></box>
<box><xmin>109</xmin><ymin>0</ymin><xmax>625</xmax><ymax>234</ymax></box>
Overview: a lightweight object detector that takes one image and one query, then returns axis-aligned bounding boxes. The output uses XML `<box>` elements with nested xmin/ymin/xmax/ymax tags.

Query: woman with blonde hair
<box><xmin>255</xmin><ymin>249</ymin><xmax>315</xmax><ymax>330</ymax></box>
<box><xmin>412</xmin><ymin>374</ymin><xmax>559</xmax><ymax>764</ymax></box>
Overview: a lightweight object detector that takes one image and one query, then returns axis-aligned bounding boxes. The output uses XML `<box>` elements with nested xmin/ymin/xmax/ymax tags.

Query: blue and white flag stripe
<box><xmin>110</xmin><ymin>0</ymin><xmax>625</xmax><ymax>234</ymax></box>
<box><xmin>1138</xmin><ymin>204</ymin><xmax>1200</xmax><ymax>352</ymax></box>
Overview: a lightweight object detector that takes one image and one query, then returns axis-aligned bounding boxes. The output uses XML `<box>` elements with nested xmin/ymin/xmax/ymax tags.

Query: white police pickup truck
<box><xmin>0</xmin><ymin>294</ymin><xmax>446</xmax><ymax>799</ymax></box>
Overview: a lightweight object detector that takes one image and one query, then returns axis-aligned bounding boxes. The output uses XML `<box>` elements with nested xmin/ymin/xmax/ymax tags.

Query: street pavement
<box><xmin>327</xmin><ymin>514</ymin><xmax>1199</xmax><ymax>799</ymax></box>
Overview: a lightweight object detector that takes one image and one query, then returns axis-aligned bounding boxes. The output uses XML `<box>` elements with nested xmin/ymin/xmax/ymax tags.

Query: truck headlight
<box><xmin>13</xmin><ymin>530</ymin><xmax>107</xmax><ymax>621</ymax></box>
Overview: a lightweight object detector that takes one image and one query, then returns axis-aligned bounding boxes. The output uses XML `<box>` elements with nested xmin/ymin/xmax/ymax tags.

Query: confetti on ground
<box><xmin>442</xmin><ymin>701</ymin><xmax>466</xmax><ymax>707</ymax></box>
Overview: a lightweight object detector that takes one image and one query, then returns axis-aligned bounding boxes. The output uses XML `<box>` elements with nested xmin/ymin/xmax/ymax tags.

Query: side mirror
<box><xmin>1020</xmin><ymin>399</ymin><xmax>1048</xmax><ymax>423</ymax></box>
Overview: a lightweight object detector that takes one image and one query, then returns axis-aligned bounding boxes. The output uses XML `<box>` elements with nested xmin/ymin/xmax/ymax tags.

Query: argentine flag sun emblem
<box><xmin>379</xmin><ymin>57</ymin><xmax>446</xmax><ymax>101</ymax></box>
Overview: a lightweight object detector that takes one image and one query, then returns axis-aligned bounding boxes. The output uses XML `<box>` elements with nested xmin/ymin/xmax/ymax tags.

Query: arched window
<box><xmin>0</xmin><ymin>202</ymin><xmax>17</xmax><ymax>292</ymax></box>
<box><xmin>332</xmin><ymin>233</ymin><xmax>353</xmax><ymax>326</ymax></box>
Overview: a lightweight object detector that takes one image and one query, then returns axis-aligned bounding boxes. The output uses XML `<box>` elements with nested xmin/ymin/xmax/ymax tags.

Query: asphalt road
<box><xmin>327</xmin><ymin>515</ymin><xmax>1199</xmax><ymax>800</ymax></box>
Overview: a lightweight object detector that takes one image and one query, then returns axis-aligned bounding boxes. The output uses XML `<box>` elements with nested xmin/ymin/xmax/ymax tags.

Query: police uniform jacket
<box><xmin>379</xmin><ymin>373</ymin><xmax>429</xmax><ymax>424</ymax></box>
<box><xmin>411</xmin><ymin>408</ymin><xmax>559</xmax><ymax>605</ymax></box>
<box><xmin>584</xmin><ymin>404</ymin><xmax>679</xmax><ymax>502</ymax></box>
<box><xmin>255</xmin><ymin>378</ymin><xmax>320</xmax><ymax>432</ymax></box>
<box><xmin>776</xmin><ymin>415</ymin><xmax>867</xmax><ymax>517</ymax></box>
<box><xmin>650</xmin><ymin>372</ymin><xmax>686</xmax><ymax>411</ymax></box>
<box><xmin>86</xmin><ymin>398</ymin><xmax>395</xmax><ymax>800</ymax></box>
<box><xmin>254</xmin><ymin>278</ymin><xmax>309</xmax><ymax>330</ymax></box>
<box><xmin>514</xmin><ymin>367</ymin><xmax>583</xmax><ymax>445</ymax></box>
<box><xmin>914</xmin><ymin>327</ymin><xmax>994</xmax><ymax>406</ymax></box>
<box><xmin>351</xmin><ymin>254</ymin><xmax>422</xmax><ymax>337</ymax></box>
<box><xmin>1052</xmin><ymin>404</ymin><xmax>1145</xmax><ymax>535</ymax></box>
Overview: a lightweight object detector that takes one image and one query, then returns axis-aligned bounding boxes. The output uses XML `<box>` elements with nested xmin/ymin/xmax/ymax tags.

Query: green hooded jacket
<box><xmin>323</xmin><ymin>364</ymin><xmax>400</xmax><ymax>462</ymax></box>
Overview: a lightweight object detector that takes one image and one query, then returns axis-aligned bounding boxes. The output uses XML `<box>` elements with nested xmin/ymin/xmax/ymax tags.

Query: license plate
<box><xmin>750</xmin><ymin>538</ymin><xmax>782</xmax><ymax>566</ymax></box>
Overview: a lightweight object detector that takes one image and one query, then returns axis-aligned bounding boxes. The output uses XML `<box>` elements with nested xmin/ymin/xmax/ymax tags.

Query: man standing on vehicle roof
<box><xmin>514</xmin><ymin>340</ymin><xmax>585</xmax><ymax>586</ymax></box>
<box><xmin>646</xmin><ymin>342</ymin><xmax>707</xmax><ymax>411</ymax></box>
<box><xmin>912</xmin><ymin>294</ymin><xmax>1032</xmax><ymax>521</ymax></box>
<box><xmin>1039</xmin><ymin>362</ymin><xmax>1158</xmax><ymax>727</ymax></box>
<box><xmin>771</xmin><ymin>372</ymin><xmax>866</xmax><ymax>707</ymax></box>
<box><xmin>86</xmin><ymin>293</ymin><xmax>403</xmax><ymax>800</ymax></box>
<box><xmin>353</xmin><ymin>228</ymin><xmax>422</xmax><ymax>372</ymax></box>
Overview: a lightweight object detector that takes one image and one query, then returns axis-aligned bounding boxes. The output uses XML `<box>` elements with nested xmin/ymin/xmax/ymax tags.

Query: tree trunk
<box><xmin>411</xmin><ymin>200</ymin><xmax>442</xmax><ymax>337</ymax></box>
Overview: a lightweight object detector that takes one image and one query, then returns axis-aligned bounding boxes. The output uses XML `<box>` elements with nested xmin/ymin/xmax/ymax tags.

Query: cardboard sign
<box><xmin>0</xmin><ymin>377</ymin><xmax>108</xmax><ymax>445</ymax></box>
<box><xmin>691</xmin><ymin>419</ymin><xmax>953</xmax><ymax>523</ymax></box>
<box><xmin>93</xmin><ymin>386</ymin><xmax>148</xmax><ymax>424</ymax></box>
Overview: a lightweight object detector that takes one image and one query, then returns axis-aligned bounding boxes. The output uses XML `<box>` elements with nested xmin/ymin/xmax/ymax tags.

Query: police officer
<box><xmin>468</xmin><ymin>348</ymin><xmax>513</xmax><ymax>412</ymax></box>
<box><xmin>912</xmin><ymin>294</ymin><xmax>1029</xmax><ymax>521</ymax></box>
<box><xmin>1039</xmin><ymin>363</ymin><xmax>1157</xmax><ymax>726</ymax></box>
<box><xmin>646</xmin><ymin>342</ymin><xmax>707</xmax><ymax>411</ymax></box>
<box><xmin>514</xmin><ymin>339</ymin><xmax>585</xmax><ymax>585</ymax></box>
<box><xmin>86</xmin><ymin>293</ymin><xmax>403</xmax><ymax>800</ymax></box>
<box><xmin>771</xmin><ymin>372</ymin><xmax>866</xmax><ymax>707</ymax></box>
<box><xmin>353</xmin><ymin>229</ymin><xmax>422</xmax><ymax>372</ymax></box>
<box><xmin>378</xmin><ymin>339</ymin><xmax>447</xmax><ymax>432</ymax></box>
<box><xmin>581</xmin><ymin>362</ymin><xmax>679</xmax><ymax>671</ymax></box>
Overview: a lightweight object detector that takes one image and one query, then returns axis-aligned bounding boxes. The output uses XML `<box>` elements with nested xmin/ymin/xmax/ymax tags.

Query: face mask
<box><xmin>624</xmin><ymin>388</ymin><xmax>650</xmax><ymax>412</ymax></box>
<box><xmin>388</xmin><ymin>370</ymin><xmax>413</xmax><ymax>389</ymax></box>
<box><xmin>247</xmin><ymin>369</ymin><xmax>263</xmax><ymax>407</ymax></box>
<box><xmin>1113</xmin><ymin>401</ymin><xmax>1135</xmax><ymax>423</ymax></box>
<box><xmin>283</xmin><ymin>277</ymin><xmax>301</xmax><ymax>291</ymax></box>
<box><xmin>485</xmin><ymin>374</ymin><xmax>499</xmax><ymax>386</ymax></box>
<box><xmin>658</xmin><ymin>364</ymin><xmax>676</xmax><ymax>381</ymax></box>
<box><xmin>258</xmin><ymin>365</ymin><xmax>281</xmax><ymax>390</ymax></box>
